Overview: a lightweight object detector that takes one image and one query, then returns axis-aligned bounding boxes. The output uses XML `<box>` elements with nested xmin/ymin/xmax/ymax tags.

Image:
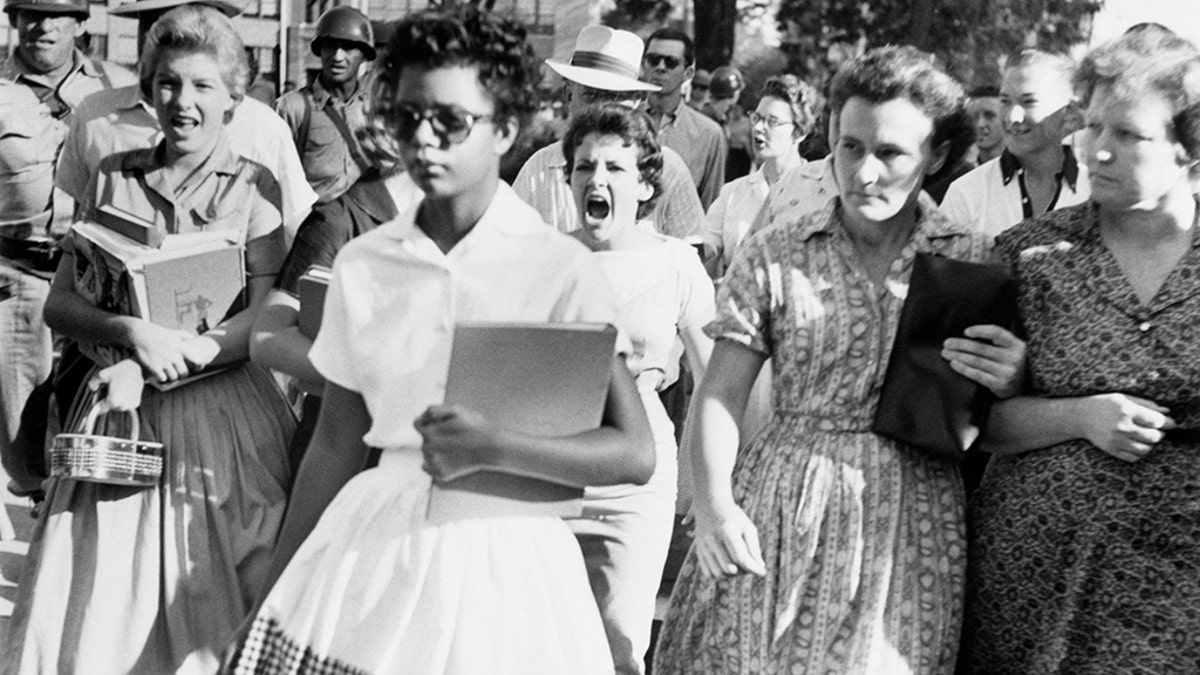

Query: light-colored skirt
<box><xmin>235</xmin><ymin>449</ymin><xmax>615</xmax><ymax>675</ymax></box>
<box><xmin>2</xmin><ymin>362</ymin><xmax>294</xmax><ymax>675</ymax></box>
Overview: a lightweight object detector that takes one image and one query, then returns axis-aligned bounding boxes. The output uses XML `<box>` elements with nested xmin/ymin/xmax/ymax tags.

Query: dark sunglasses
<box><xmin>388</xmin><ymin>103</ymin><xmax>493</xmax><ymax>145</ymax></box>
<box><xmin>643</xmin><ymin>53</ymin><xmax>682</xmax><ymax>70</ymax></box>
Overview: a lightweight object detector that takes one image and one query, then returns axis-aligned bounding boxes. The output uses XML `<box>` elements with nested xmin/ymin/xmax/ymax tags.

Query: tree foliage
<box><xmin>776</xmin><ymin>0</ymin><xmax>1104</xmax><ymax>89</ymax></box>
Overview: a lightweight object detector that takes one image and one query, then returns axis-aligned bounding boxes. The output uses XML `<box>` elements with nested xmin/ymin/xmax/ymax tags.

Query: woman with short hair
<box><xmin>653</xmin><ymin>46</ymin><xmax>1026</xmax><ymax>674</ymax></box>
<box><xmin>963</xmin><ymin>29</ymin><xmax>1200</xmax><ymax>673</ymax></box>
<box><xmin>4</xmin><ymin>6</ymin><xmax>295</xmax><ymax>672</ymax></box>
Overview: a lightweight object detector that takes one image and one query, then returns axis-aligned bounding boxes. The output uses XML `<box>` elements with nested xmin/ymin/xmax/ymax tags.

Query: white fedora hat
<box><xmin>546</xmin><ymin>25</ymin><xmax>660</xmax><ymax>93</ymax></box>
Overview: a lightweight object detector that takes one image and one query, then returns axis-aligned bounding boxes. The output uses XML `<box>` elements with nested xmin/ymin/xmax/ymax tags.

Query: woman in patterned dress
<box><xmin>653</xmin><ymin>46</ymin><xmax>1027</xmax><ymax>674</ymax></box>
<box><xmin>3</xmin><ymin>7</ymin><xmax>295</xmax><ymax>673</ymax></box>
<box><xmin>962</xmin><ymin>29</ymin><xmax>1200</xmax><ymax>674</ymax></box>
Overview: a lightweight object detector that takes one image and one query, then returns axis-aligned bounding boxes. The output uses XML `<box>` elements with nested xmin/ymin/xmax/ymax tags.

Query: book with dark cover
<box><xmin>872</xmin><ymin>253</ymin><xmax>1019</xmax><ymax>461</ymax></box>
<box><xmin>297</xmin><ymin>265</ymin><xmax>332</xmax><ymax>339</ymax></box>
<box><xmin>426</xmin><ymin>322</ymin><xmax>616</xmax><ymax>524</ymax></box>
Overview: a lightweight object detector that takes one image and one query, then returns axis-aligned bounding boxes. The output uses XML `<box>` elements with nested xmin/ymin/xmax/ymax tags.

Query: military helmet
<box><xmin>710</xmin><ymin>66</ymin><xmax>745</xmax><ymax>100</ymax></box>
<box><xmin>5</xmin><ymin>0</ymin><xmax>89</xmax><ymax>19</ymax></box>
<box><xmin>311</xmin><ymin>6</ymin><xmax>376</xmax><ymax>61</ymax></box>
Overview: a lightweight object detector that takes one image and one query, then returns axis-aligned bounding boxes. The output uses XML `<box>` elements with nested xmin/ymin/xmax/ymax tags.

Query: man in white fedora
<box><xmin>55</xmin><ymin>0</ymin><xmax>316</xmax><ymax>239</ymax></box>
<box><xmin>512</xmin><ymin>24</ymin><xmax>703</xmax><ymax>242</ymax></box>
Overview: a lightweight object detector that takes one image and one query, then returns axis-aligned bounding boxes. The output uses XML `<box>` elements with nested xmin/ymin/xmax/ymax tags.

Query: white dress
<box><xmin>235</xmin><ymin>185</ymin><xmax>619</xmax><ymax>674</ymax></box>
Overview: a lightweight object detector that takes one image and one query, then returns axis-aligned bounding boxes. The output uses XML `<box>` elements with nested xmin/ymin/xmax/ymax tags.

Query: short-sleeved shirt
<box><xmin>57</xmin><ymin>85</ymin><xmax>317</xmax><ymax>240</ymax></box>
<box><xmin>701</xmin><ymin>167</ymin><xmax>769</xmax><ymax>269</ymax></box>
<box><xmin>275</xmin><ymin>170</ymin><xmax>420</xmax><ymax>294</ymax></box>
<box><xmin>79</xmin><ymin>135</ymin><xmax>286</xmax><ymax>275</ymax></box>
<box><xmin>275</xmin><ymin>77</ymin><xmax>369</xmax><ymax>203</ymax></box>
<box><xmin>940</xmin><ymin>147</ymin><xmax>1090</xmax><ymax>240</ymax></box>
<box><xmin>650</xmin><ymin>98</ymin><xmax>727</xmax><ymax>210</ymax></box>
<box><xmin>0</xmin><ymin>50</ymin><xmax>136</xmax><ymax>231</ymax></box>
<box><xmin>511</xmin><ymin>140</ymin><xmax>703</xmax><ymax>241</ymax></box>
<box><xmin>309</xmin><ymin>182</ymin><xmax>618</xmax><ymax>449</ymax></box>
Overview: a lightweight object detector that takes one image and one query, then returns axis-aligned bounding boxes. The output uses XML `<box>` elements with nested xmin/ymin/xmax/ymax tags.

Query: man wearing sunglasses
<box><xmin>513</xmin><ymin>25</ymin><xmax>703</xmax><ymax>241</ymax></box>
<box><xmin>642</xmin><ymin>28</ymin><xmax>726</xmax><ymax>210</ymax></box>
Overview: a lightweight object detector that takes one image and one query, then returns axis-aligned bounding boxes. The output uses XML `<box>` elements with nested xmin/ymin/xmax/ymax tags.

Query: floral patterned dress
<box><xmin>654</xmin><ymin>196</ymin><xmax>990</xmax><ymax>674</ymax></box>
<box><xmin>962</xmin><ymin>202</ymin><xmax>1200</xmax><ymax>673</ymax></box>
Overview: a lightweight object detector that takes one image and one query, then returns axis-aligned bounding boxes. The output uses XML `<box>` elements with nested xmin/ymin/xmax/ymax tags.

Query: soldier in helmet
<box><xmin>705</xmin><ymin>65</ymin><xmax>754</xmax><ymax>181</ymax></box>
<box><xmin>276</xmin><ymin>6</ymin><xmax>375</xmax><ymax>203</ymax></box>
<box><xmin>0</xmin><ymin>0</ymin><xmax>136</xmax><ymax>494</ymax></box>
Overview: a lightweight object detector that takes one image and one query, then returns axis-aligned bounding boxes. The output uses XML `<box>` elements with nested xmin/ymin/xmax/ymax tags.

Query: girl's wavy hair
<box><xmin>761</xmin><ymin>73</ymin><xmax>821</xmax><ymax>140</ymax></box>
<box><xmin>561</xmin><ymin>103</ymin><xmax>664</xmax><ymax>221</ymax></box>
<box><xmin>138</xmin><ymin>5</ymin><xmax>248</xmax><ymax>105</ymax></box>
<box><xmin>1077</xmin><ymin>28</ymin><xmax>1200</xmax><ymax>160</ymax></box>
<box><xmin>828</xmin><ymin>45</ymin><xmax>973</xmax><ymax>185</ymax></box>
<box><xmin>365</xmin><ymin>3</ymin><xmax>540</xmax><ymax>150</ymax></box>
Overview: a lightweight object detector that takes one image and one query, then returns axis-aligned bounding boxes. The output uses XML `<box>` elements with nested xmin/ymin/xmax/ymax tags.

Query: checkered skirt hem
<box><xmin>235</xmin><ymin>616</ymin><xmax>369</xmax><ymax>675</ymax></box>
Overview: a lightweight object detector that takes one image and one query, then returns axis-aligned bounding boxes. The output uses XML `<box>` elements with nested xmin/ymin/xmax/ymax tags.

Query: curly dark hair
<box><xmin>561</xmin><ymin>103</ymin><xmax>664</xmax><ymax>221</ymax></box>
<box><xmin>828</xmin><ymin>45</ymin><xmax>973</xmax><ymax>186</ymax></box>
<box><xmin>366</xmin><ymin>3</ymin><xmax>540</xmax><ymax>141</ymax></box>
<box><xmin>761</xmin><ymin>73</ymin><xmax>821</xmax><ymax>140</ymax></box>
<box><xmin>1077</xmin><ymin>29</ymin><xmax>1200</xmax><ymax>160</ymax></box>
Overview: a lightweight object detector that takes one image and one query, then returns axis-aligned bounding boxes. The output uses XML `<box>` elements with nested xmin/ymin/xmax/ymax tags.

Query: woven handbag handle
<box><xmin>81</xmin><ymin>403</ymin><xmax>141</xmax><ymax>444</ymax></box>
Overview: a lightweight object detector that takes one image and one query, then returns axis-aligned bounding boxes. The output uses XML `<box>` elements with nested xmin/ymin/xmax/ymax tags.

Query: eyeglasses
<box><xmin>388</xmin><ymin>103</ymin><xmax>493</xmax><ymax>145</ymax></box>
<box><xmin>643</xmin><ymin>53</ymin><xmax>682</xmax><ymax>70</ymax></box>
<box><xmin>749</xmin><ymin>112</ymin><xmax>794</xmax><ymax>129</ymax></box>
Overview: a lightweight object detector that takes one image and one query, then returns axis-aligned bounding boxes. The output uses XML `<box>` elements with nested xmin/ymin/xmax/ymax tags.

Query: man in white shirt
<box><xmin>512</xmin><ymin>25</ymin><xmax>703</xmax><ymax>241</ymax></box>
<box><xmin>941</xmin><ymin>49</ymin><xmax>1089</xmax><ymax>239</ymax></box>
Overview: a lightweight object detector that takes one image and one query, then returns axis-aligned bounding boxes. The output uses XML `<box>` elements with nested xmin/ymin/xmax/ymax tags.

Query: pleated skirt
<box><xmin>2</xmin><ymin>362</ymin><xmax>294</xmax><ymax>675</ymax></box>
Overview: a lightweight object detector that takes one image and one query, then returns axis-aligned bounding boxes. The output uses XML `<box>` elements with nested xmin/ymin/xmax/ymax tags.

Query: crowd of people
<box><xmin>1</xmin><ymin>0</ymin><xmax>1199</xmax><ymax>673</ymax></box>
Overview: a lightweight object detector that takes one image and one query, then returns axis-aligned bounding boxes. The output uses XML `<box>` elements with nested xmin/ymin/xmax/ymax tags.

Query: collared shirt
<box><xmin>940</xmin><ymin>146</ymin><xmax>1090</xmax><ymax>240</ymax></box>
<box><xmin>309</xmin><ymin>182</ymin><xmax>618</xmax><ymax>449</ymax></box>
<box><xmin>57</xmin><ymin>84</ymin><xmax>317</xmax><ymax>242</ymax></box>
<box><xmin>701</xmin><ymin>167</ymin><xmax>769</xmax><ymax>269</ymax></box>
<box><xmin>746</xmin><ymin>156</ymin><xmax>840</xmax><ymax>240</ymax></box>
<box><xmin>0</xmin><ymin>50</ymin><xmax>136</xmax><ymax>231</ymax></box>
<box><xmin>77</xmin><ymin>134</ymin><xmax>286</xmax><ymax>278</ymax></box>
<box><xmin>511</xmin><ymin>140</ymin><xmax>703</xmax><ymax>241</ymax></box>
<box><xmin>275</xmin><ymin>77</ymin><xmax>368</xmax><ymax>203</ymax></box>
<box><xmin>649</xmin><ymin>98</ymin><xmax>727</xmax><ymax>210</ymax></box>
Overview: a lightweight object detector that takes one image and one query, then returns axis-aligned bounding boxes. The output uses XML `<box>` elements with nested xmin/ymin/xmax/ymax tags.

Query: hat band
<box><xmin>570</xmin><ymin>51</ymin><xmax>640</xmax><ymax>82</ymax></box>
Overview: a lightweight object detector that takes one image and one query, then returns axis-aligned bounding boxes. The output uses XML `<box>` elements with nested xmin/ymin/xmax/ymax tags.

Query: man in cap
<box><xmin>276</xmin><ymin>6</ymin><xmax>374</xmax><ymax>204</ymax></box>
<box><xmin>512</xmin><ymin>25</ymin><xmax>703</xmax><ymax>241</ymax></box>
<box><xmin>642</xmin><ymin>27</ymin><xmax>726</xmax><ymax>210</ymax></box>
<box><xmin>0</xmin><ymin>0</ymin><xmax>137</xmax><ymax>493</ymax></box>
<box><xmin>56</xmin><ymin>0</ymin><xmax>317</xmax><ymax>240</ymax></box>
<box><xmin>704</xmin><ymin>65</ymin><xmax>753</xmax><ymax>181</ymax></box>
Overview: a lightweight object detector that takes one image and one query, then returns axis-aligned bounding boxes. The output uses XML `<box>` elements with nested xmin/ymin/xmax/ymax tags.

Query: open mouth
<box><xmin>585</xmin><ymin>194</ymin><xmax>611</xmax><ymax>221</ymax></box>
<box><xmin>170</xmin><ymin>114</ymin><xmax>200</xmax><ymax>132</ymax></box>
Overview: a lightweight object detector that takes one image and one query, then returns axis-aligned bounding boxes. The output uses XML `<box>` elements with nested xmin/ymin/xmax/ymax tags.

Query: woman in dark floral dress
<box><xmin>964</xmin><ymin>28</ymin><xmax>1200</xmax><ymax>673</ymax></box>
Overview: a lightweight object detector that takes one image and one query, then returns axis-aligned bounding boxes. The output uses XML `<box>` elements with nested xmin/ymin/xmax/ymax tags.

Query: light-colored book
<box><xmin>425</xmin><ymin>322</ymin><xmax>616</xmax><ymax>525</ymax></box>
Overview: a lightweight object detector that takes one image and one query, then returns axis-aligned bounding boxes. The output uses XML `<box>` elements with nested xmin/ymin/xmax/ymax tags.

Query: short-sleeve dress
<box><xmin>2</xmin><ymin>137</ymin><xmax>296</xmax><ymax>675</ymax></box>
<box><xmin>234</xmin><ymin>184</ymin><xmax>620</xmax><ymax>675</ymax></box>
<box><xmin>962</xmin><ymin>202</ymin><xmax>1200</xmax><ymax>673</ymax></box>
<box><xmin>654</xmin><ymin>195</ymin><xmax>990</xmax><ymax>674</ymax></box>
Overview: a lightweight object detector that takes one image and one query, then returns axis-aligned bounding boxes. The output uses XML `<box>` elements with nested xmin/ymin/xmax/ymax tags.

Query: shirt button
<box><xmin>1138</xmin><ymin>321</ymin><xmax>1152</xmax><ymax>332</ymax></box>
<box><xmin>1147</xmin><ymin>370</ymin><xmax>1162</xmax><ymax>381</ymax></box>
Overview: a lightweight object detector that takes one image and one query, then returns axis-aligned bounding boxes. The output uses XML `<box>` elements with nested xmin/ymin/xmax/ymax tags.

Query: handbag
<box><xmin>872</xmin><ymin>252</ymin><xmax>1019</xmax><ymax>461</ymax></box>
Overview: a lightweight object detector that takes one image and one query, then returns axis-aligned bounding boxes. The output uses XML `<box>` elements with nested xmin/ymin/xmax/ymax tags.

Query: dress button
<box><xmin>1138</xmin><ymin>321</ymin><xmax>1152</xmax><ymax>332</ymax></box>
<box><xmin>1147</xmin><ymin>370</ymin><xmax>1162</xmax><ymax>381</ymax></box>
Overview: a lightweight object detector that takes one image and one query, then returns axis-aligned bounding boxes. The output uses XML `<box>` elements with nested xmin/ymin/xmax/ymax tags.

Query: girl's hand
<box><xmin>943</xmin><ymin>324</ymin><xmax>1026</xmax><ymax>398</ymax></box>
<box><xmin>414</xmin><ymin>404</ymin><xmax>498</xmax><ymax>482</ymax></box>
<box><xmin>690</xmin><ymin>497</ymin><xmax>766</xmax><ymax>578</ymax></box>
<box><xmin>89</xmin><ymin>359</ymin><xmax>145</xmax><ymax>413</ymax></box>
<box><xmin>1080</xmin><ymin>393</ymin><xmax>1176</xmax><ymax>462</ymax></box>
<box><xmin>127</xmin><ymin>320</ymin><xmax>195</xmax><ymax>383</ymax></box>
<box><xmin>181</xmin><ymin>335</ymin><xmax>220</xmax><ymax>371</ymax></box>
